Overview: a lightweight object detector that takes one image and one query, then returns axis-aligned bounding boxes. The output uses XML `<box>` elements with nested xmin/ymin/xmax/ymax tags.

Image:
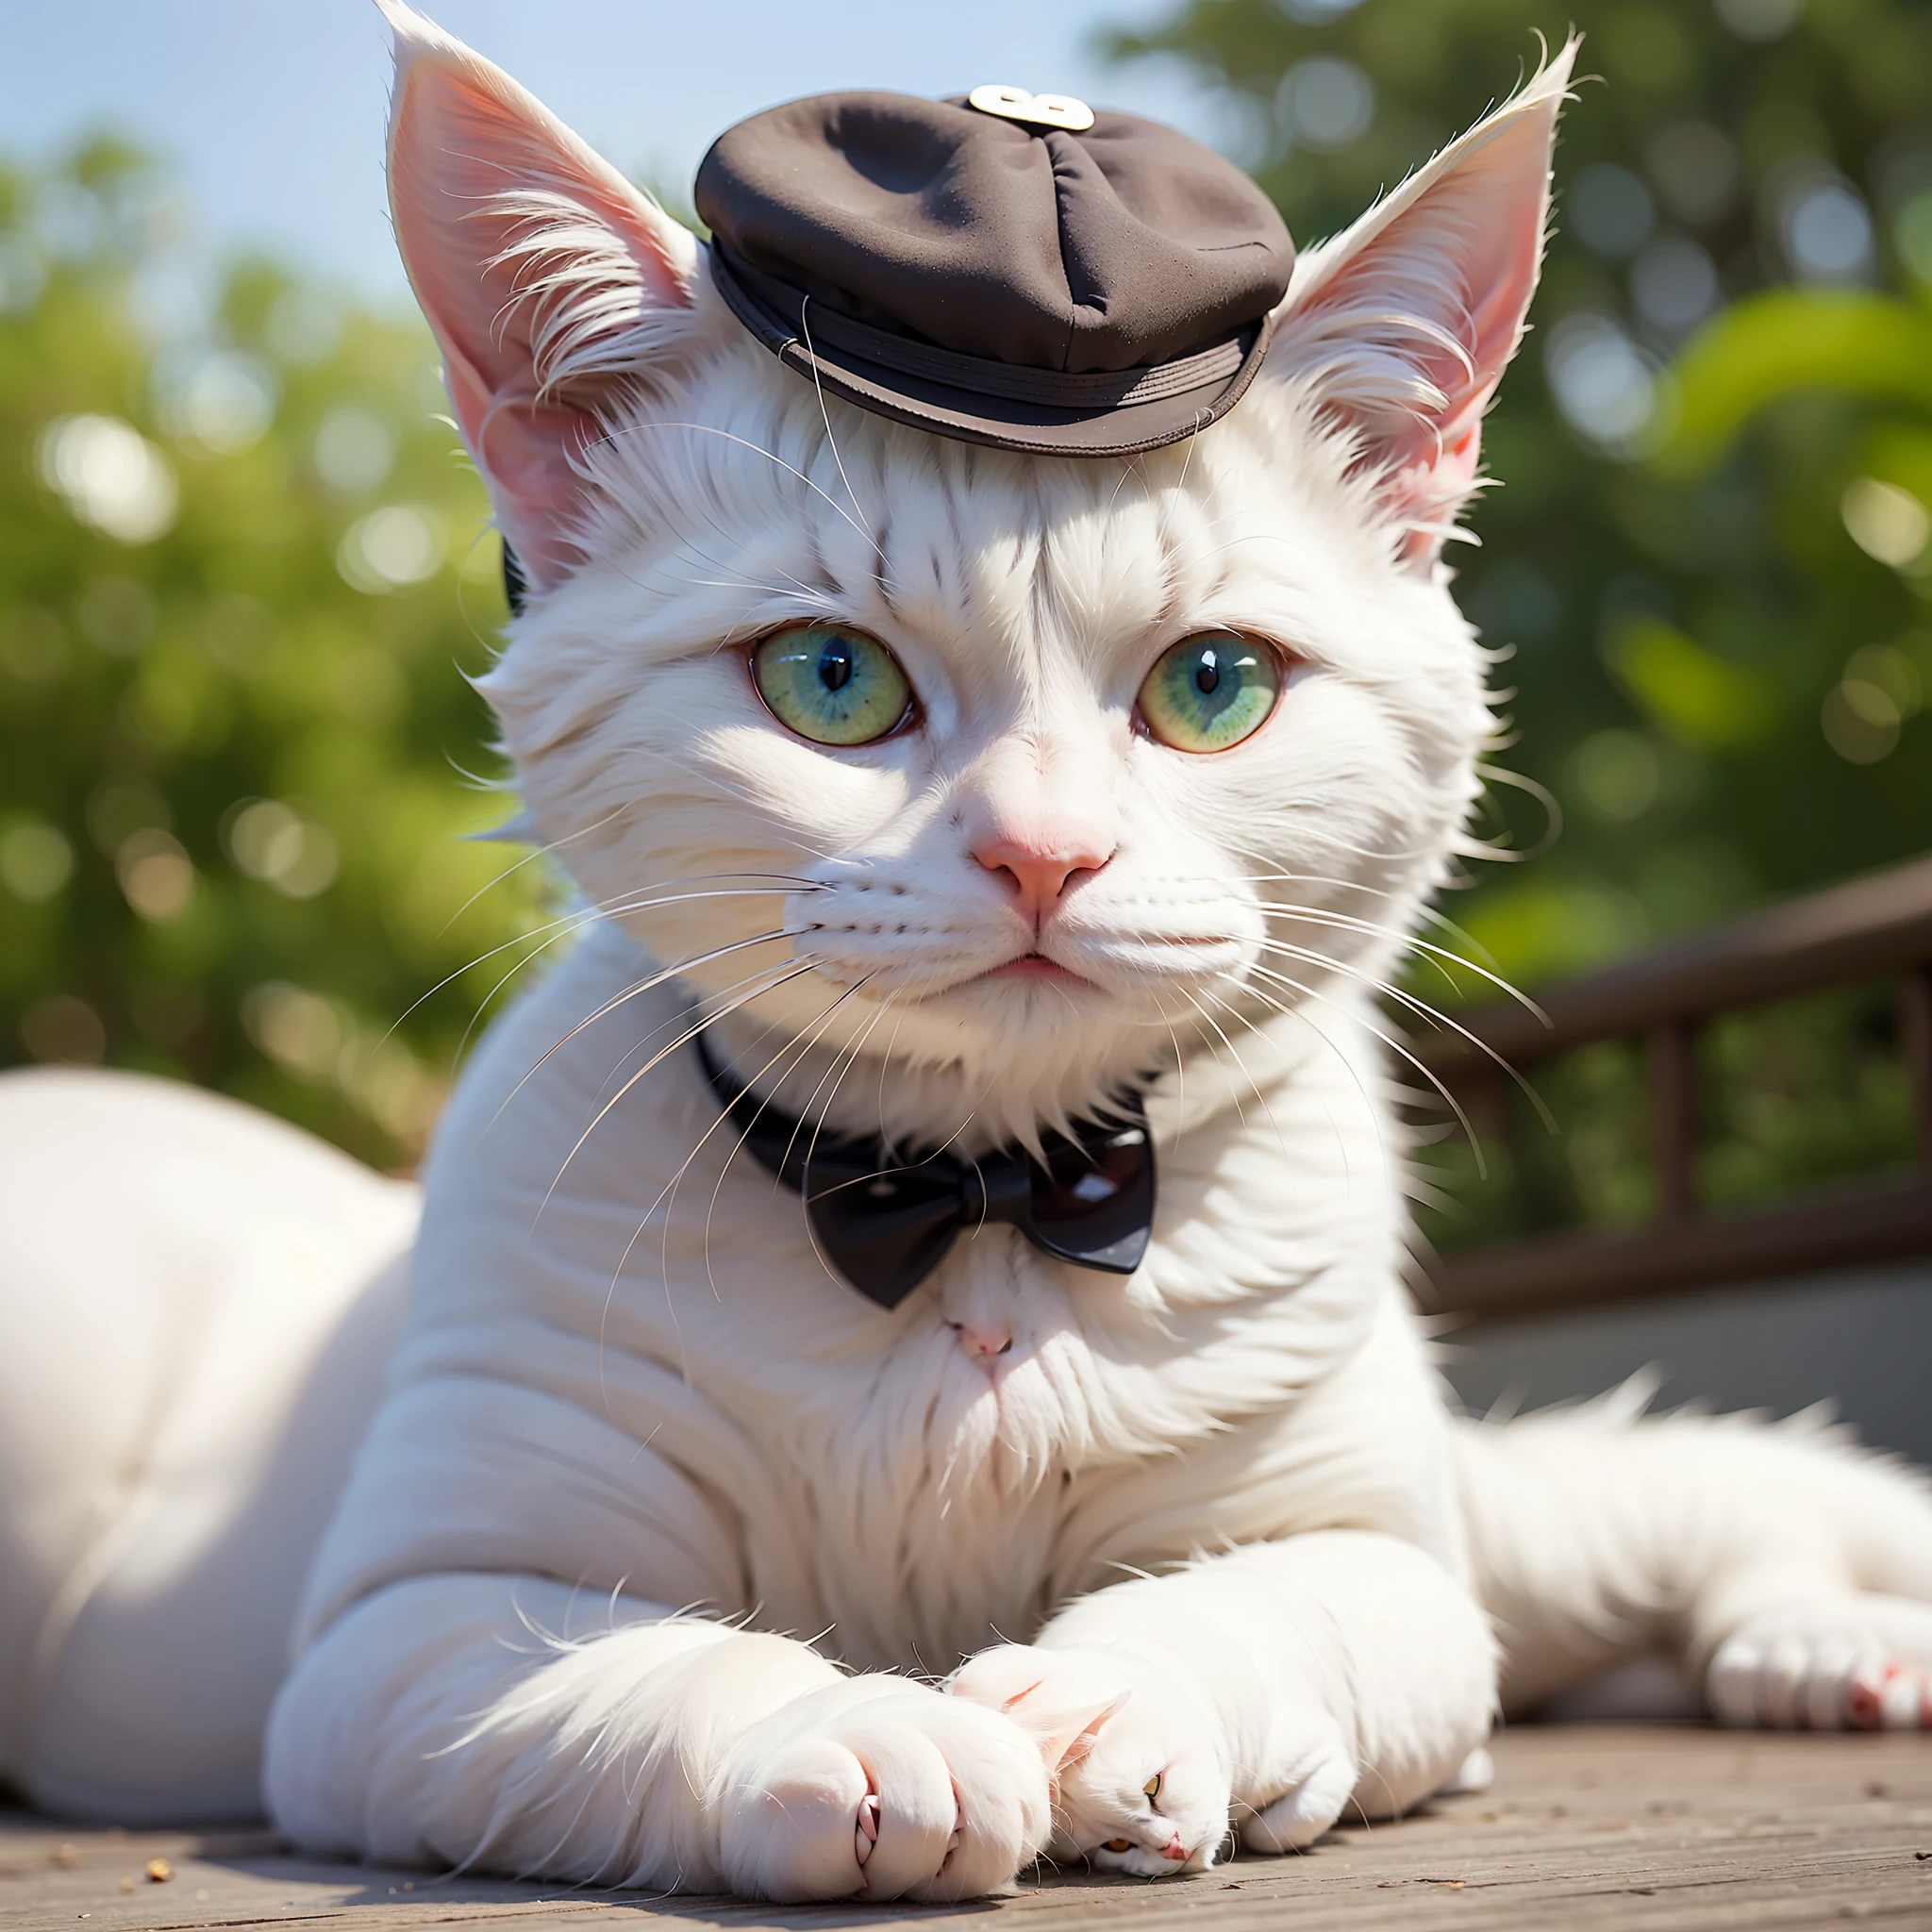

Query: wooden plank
<box><xmin>3</xmin><ymin>1727</ymin><xmax>1928</xmax><ymax>1932</ymax></box>
<box><xmin>1401</xmin><ymin>859</ymin><xmax>1932</xmax><ymax>1321</ymax></box>
<box><xmin>1418</xmin><ymin>853</ymin><xmax>1932</xmax><ymax>1074</ymax></box>
<box><xmin>1650</xmin><ymin>1020</ymin><xmax>1701</xmax><ymax>1223</ymax></box>
<box><xmin>1424</xmin><ymin>1174</ymin><xmax>1932</xmax><ymax>1319</ymax></box>
<box><xmin>1906</xmin><ymin>964</ymin><xmax>1932</xmax><ymax>1177</ymax></box>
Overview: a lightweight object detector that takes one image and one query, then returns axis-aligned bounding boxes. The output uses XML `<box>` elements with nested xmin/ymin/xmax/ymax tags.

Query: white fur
<box><xmin>3</xmin><ymin>10</ymin><xmax>1930</xmax><ymax>1898</ymax></box>
<box><xmin>0</xmin><ymin>1072</ymin><xmax>414</xmax><ymax>1821</ymax></box>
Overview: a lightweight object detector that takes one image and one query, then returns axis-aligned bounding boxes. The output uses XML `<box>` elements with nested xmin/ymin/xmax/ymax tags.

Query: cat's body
<box><xmin>3</xmin><ymin>0</ymin><xmax>1930</xmax><ymax>1899</ymax></box>
<box><xmin>266</xmin><ymin>916</ymin><xmax>1491</xmax><ymax>1884</ymax></box>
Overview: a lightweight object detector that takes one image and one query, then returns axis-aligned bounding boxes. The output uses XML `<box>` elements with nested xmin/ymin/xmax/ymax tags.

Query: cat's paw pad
<box><xmin>1707</xmin><ymin>1594</ymin><xmax>1932</xmax><ymax>1730</ymax></box>
<box><xmin>952</xmin><ymin>1643</ymin><xmax>1228</xmax><ymax>1878</ymax></box>
<box><xmin>719</xmin><ymin>1678</ymin><xmax>1050</xmax><ymax>1902</ymax></box>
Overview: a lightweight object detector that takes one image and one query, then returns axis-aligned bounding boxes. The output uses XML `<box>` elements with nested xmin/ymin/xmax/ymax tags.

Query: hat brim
<box><xmin>709</xmin><ymin>248</ymin><xmax>1274</xmax><ymax>460</ymax></box>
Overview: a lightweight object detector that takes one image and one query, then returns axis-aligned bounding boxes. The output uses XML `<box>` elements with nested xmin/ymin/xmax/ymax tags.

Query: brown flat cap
<box><xmin>693</xmin><ymin>89</ymin><xmax>1293</xmax><ymax>458</ymax></box>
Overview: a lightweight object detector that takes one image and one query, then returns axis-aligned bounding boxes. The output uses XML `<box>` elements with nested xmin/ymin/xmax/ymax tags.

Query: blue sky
<box><xmin>8</xmin><ymin>0</ymin><xmax>1220</xmax><ymax>307</ymax></box>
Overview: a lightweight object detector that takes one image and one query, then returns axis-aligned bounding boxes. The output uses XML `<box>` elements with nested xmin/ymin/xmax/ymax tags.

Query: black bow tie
<box><xmin>696</xmin><ymin>1035</ymin><xmax>1156</xmax><ymax>1308</ymax></box>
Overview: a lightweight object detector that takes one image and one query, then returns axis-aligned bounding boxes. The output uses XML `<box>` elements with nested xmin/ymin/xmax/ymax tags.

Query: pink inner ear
<box><xmin>1395</xmin><ymin>112</ymin><xmax>1555</xmax><ymax>467</ymax></box>
<box><xmin>1275</xmin><ymin>42</ymin><xmax>1574</xmax><ymax>561</ymax></box>
<box><xmin>438</xmin><ymin>352</ymin><xmax>594</xmax><ymax>577</ymax></box>
<box><xmin>384</xmin><ymin>18</ymin><xmax>693</xmax><ymax>588</ymax></box>
<box><xmin>1003</xmin><ymin>1682</ymin><xmax>1132</xmax><ymax>1774</ymax></box>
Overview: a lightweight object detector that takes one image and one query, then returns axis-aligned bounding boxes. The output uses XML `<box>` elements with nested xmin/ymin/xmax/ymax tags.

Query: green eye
<box><xmin>1138</xmin><ymin>632</ymin><xmax>1281</xmax><ymax>753</ymax></box>
<box><xmin>753</xmin><ymin>625</ymin><xmax>912</xmax><ymax>746</ymax></box>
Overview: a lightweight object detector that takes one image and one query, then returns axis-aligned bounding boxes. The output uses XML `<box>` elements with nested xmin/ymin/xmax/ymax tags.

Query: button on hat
<box><xmin>965</xmin><ymin>84</ymin><xmax>1096</xmax><ymax>132</ymax></box>
<box><xmin>694</xmin><ymin>88</ymin><xmax>1293</xmax><ymax>458</ymax></box>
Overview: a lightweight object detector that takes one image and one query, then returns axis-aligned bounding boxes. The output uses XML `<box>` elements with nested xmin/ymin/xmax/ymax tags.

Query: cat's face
<box><xmin>484</xmin><ymin>345</ymin><xmax>1487</xmax><ymax>1139</ymax></box>
<box><xmin>384</xmin><ymin>8</ymin><xmax>1572</xmax><ymax>1139</ymax></box>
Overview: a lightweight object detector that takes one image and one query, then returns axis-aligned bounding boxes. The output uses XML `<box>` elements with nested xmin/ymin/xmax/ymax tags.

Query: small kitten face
<box><xmin>484</xmin><ymin>342</ymin><xmax>1490</xmax><ymax>1144</ymax></box>
<box><xmin>1056</xmin><ymin>1724</ymin><xmax>1226</xmax><ymax>1876</ymax></box>
<box><xmin>955</xmin><ymin>1643</ymin><xmax>1233</xmax><ymax>1875</ymax></box>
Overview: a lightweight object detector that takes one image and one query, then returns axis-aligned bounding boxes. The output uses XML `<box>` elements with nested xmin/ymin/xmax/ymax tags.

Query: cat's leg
<box><xmin>1454</xmin><ymin>1407</ymin><xmax>1932</xmax><ymax>1729</ymax></box>
<box><xmin>950</xmin><ymin>1530</ymin><xmax>1496</xmax><ymax>1874</ymax></box>
<box><xmin>0</xmin><ymin>1067</ymin><xmax>415</xmax><ymax>1821</ymax></box>
<box><xmin>266</xmin><ymin>1572</ymin><xmax>1074</xmax><ymax>1901</ymax></box>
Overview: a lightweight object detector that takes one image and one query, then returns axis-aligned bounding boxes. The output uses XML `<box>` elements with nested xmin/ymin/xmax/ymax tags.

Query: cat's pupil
<box><xmin>818</xmin><ymin>640</ymin><xmax>854</xmax><ymax>692</ymax></box>
<box><xmin>1193</xmin><ymin>650</ymin><xmax>1221</xmax><ymax>696</ymax></box>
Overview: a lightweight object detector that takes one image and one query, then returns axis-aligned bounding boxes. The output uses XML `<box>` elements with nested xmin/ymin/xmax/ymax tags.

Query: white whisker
<box><xmin>1240</xmin><ymin>958</ymin><xmax>1486</xmax><ymax>1172</ymax></box>
<box><xmin>1250</xmin><ymin>898</ymin><xmax>1541</xmax><ymax>1017</ymax></box>
<box><xmin>387</xmin><ymin>875</ymin><xmax>824</xmax><ymax>1047</ymax></box>
<box><xmin>1175</xmin><ymin>983</ymin><xmax>1297</xmax><ymax>1167</ymax></box>
<box><xmin>591</xmin><ymin>418</ymin><xmax>877</xmax><ymax>552</ymax></box>
<box><xmin>435</xmin><ymin>801</ymin><xmax>628</xmax><ymax>936</ymax></box>
<box><xmin>1246</xmin><ymin>933</ymin><xmax>1553</xmax><ymax>1126</ymax></box>
<box><xmin>796</xmin><ymin>295</ymin><xmax>877</xmax><ymax>549</ymax></box>
<box><xmin>487</xmin><ymin>927</ymin><xmax>815</xmax><ymax>1142</ymax></box>
<box><xmin>528</xmin><ymin>965</ymin><xmax>823</xmax><ymax>1212</ymax></box>
<box><xmin>630</xmin><ymin>973</ymin><xmax>876</xmax><ymax>1312</ymax></box>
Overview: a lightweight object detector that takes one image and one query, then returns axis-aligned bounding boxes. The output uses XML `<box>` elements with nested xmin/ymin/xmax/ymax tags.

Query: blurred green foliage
<box><xmin>0</xmin><ymin>141</ymin><xmax>545</xmax><ymax>1168</ymax></box>
<box><xmin>1109</xmin><ymin>0</ymin><xmax>1932</xmax><ymax>1240</ymax></box>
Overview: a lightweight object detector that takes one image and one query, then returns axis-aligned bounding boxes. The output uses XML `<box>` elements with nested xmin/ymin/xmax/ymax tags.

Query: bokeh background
<box><xmin>4</xmin><ymin>0</ymin><xmax>1929</xmax><ymax>1248</ymax></box>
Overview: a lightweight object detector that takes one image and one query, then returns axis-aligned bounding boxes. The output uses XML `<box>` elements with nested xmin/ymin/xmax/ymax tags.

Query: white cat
<box><xmin>2</xmin><ymin>0</ymin><xmax>1929</xmax><ymax>1900</ymax></box>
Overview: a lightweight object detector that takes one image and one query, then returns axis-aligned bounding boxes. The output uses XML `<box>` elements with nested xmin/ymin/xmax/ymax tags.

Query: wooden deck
<box><xmin>5</xmin><ymin>1726</ymin><xmax>1931</xmax><ymax>1932</ymax></box>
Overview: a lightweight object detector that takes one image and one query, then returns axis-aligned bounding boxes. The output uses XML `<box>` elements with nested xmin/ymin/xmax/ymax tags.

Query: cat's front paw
<box><xmin>717</xmin><ymin>1676</ymin><xmax>1050</xmax><ymax>1902</ymax></box>
<box><xmin>951</xmin><ymin>1643</ymin><xmax>1231</xmax><ymax>1877</ymax></box>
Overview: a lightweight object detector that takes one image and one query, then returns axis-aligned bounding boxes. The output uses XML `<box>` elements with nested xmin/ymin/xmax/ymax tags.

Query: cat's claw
<box><xmin>719</xmin><ymin>1677</ymin><xmax>1048</xmax><ymax>1903</ymax></box>
<box><xmin>1848</xmin><ymin>1663</ymin><xmax>1932</xmax><ymax>1730</ymax></box>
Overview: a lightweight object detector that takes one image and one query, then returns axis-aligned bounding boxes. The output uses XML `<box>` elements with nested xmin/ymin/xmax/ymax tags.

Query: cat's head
<box><xmin>380</xmin><ymin>2</ymin><xmax>1574</xmax><ymax>1142</ymax></box>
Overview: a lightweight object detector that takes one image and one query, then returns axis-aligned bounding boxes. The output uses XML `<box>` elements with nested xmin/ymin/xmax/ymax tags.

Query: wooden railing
<box><xmin>1418</xmin><ymin>854</ymin><xmax>1932</xmax><ymax>1322</ymax></box>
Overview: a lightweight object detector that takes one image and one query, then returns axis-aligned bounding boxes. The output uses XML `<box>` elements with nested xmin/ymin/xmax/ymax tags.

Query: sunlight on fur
<box><xmin>1</xmin><ymin>0</ymin><xmax>1927</xmax><ymax>1906</ymax></box>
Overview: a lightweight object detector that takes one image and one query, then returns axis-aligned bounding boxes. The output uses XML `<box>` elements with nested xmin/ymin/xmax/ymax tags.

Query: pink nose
<box><xmin>974</xmin><ymin>836</ymin><xmax>1110</xmax><ymax>924</ymax></box>
<box><xmin>1159</xmin><ymin>1835</ymin><xmax>1188</xmax><ymax>1862</ymax></box>
<box><xmin>950</xmin><ymin>1319</ymin><xmax>1013</xmax><ymax>1360</ymax></box>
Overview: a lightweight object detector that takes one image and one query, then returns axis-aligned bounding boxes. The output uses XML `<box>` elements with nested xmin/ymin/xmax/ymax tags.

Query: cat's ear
<box><xmin>949</xmin><ymin>1648</ymin><xmax>1129</xmax><ymax>1773</ymax></box>
<box><xmin>377</xmin><ymin>1</ymin><xmax>708</xmax><ymax>590</ymax></box>
<box><xmin>1032</xmin><ymin>1690</ymin><xmax>1131</xmax><ymax>1774</ymax></box>
<box><xmin>1268</xmin><ymin>36</ymin><xmax>1580</xmax><ymax>564</ymax></box>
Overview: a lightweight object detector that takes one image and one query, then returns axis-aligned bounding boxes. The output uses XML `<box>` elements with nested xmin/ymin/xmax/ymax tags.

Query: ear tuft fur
<box><xmin>949</xmin><ymin>1647</ymin><xmax>1130</xmax><ymax>1774</ymax></box>
<box><xmin>376</xmin><ymin>1</ymin><xmax>712</xmax><ymax>591</ymax></box>
<box><xmin>1269</xmin><ymin>36</ymin><xmax>1582</xmax><ymax>563</ymax></box>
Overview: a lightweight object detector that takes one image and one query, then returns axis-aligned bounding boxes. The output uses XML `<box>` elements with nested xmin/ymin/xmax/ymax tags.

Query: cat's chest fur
<box><xmin>307</xmin><ymin>922</ymin><xmax>1457</xmax><ymax>1672</ymax></box>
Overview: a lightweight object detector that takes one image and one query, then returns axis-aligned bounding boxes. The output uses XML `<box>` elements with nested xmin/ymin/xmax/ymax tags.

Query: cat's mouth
<box><xmin>978</xmin><ymin>954</ymin><xmax>1091</xmax><ymax>987</ymax></box>
<box><xmin>896</xmin><ymin>952</ymin><xmax>1101</xmax><ymax>1006</ymax></box>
